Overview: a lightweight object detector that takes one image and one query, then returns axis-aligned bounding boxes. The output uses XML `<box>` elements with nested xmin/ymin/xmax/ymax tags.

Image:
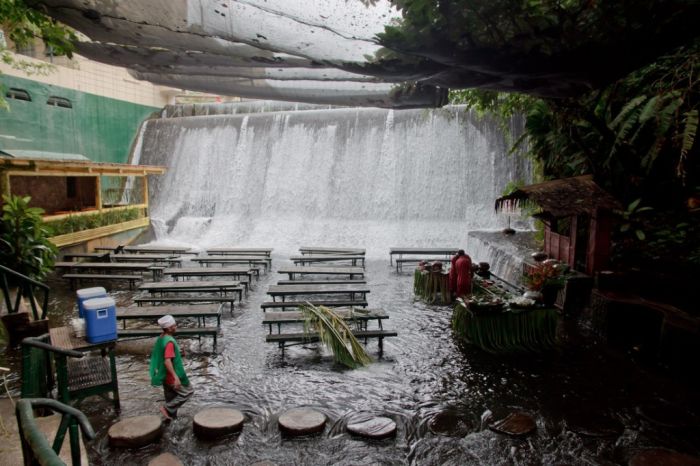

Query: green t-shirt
<box><xmin>149</xmin><ymin>335</ymin><xmax>189</xmax><ymax>387</ymax></box>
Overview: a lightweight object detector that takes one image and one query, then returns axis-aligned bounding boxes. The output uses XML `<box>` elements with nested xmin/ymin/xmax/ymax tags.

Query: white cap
<box><xmin>157</xmin><ymin>315</ymin><xmax>176</xmax><ymax>329</ymax></box>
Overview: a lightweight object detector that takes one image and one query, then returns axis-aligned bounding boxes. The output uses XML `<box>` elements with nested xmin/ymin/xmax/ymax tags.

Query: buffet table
<box><xmin>452</xmin><ymin>300</ymin><xmax>558</xmax><ymax>353</ymax></box>
<box><xmin>413</xmin><ymin>269</ymin><xmax>452</xmax><ymax>305</ymax></box>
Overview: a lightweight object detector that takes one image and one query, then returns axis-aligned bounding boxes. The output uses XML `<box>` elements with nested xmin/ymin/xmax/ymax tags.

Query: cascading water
<box><xmin>136</xmin><ymin>103</ymin><xmax>532</xmax><ymax>259</ymax></box>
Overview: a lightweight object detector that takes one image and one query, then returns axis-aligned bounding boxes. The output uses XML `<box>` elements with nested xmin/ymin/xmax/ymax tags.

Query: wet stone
<box><xmin>193</xmin><ymin>408</ymin><xmax>244</xmax><ymax>439</ymax></box>
<box><xmin>108</xmin><ymin>415</ymin><xmax>162</xmax><ymax>448</ymax></box>
<box><xmin>278</xmin><ymin>408</ymin><xmax>326</xmax><ymax>436</ymax></box>
<box><xmin>566</xmin><ymin>411</ymin><xmax>624</xmax><ymax>438</ymax></box>
<box><xmin>629</xmin><ymin>448</ymin><xmax>700</xmax><ymax>466</ymax></box>
<box><xmin>428</xmin><ymin>410</ymin><xmax>475</xmax><ymax>437</ymax></box>
<box><xmin>346</xmin><ymin>416</ymin><xmax>396</xmax><ymax>439</ymax></box>
<box><xmin>250</xmin><ymin>462</ymin><xmax>277</xmax><ymax>466</ymax></box>
<box><xmin>148</xmin><ymin>452</ymin><xmax>183</xmax><ymax>466</ymax></box>
<box><xmin>488</xmin><ymin>412</ymin><xmax>536</xmax><ymax>437</ymax></box>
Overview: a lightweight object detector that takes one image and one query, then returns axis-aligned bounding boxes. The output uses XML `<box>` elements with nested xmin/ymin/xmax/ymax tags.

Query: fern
<box><xmin>609</xmin><ymin>95</ymin><xmax>646</xmax><ymax>129</ymax></box>
<box><xmin>681</xmin><ymin>109</ymin><xmax>698</xmax><ymax>158</ymax></box>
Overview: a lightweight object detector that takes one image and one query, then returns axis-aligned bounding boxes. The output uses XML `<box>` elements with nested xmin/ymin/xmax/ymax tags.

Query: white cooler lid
<box><xmin>77</xmin><ymin>287</ymin><xmax>107</xmax><ymax>299</ymax></box>
<box><xmin>83</xmin><ymin>296</ymin><xmax>115</xmax><ymax>309</ymax></box>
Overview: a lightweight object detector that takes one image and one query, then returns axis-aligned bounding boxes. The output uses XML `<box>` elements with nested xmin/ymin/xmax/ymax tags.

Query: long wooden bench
<box><xmin>134</xmin><ymin>296</ymin><xmax>236</xmax><ymax>313</ymax></box>
<box><xmin>118</xmin><ymin>327</ymin><xmax>219</xmax><ymax>346</ymax></box>
<box><xmin>266</xmin><ymin>329</ymin><xmax>397</xmax><ymax>355</ymax></box>
<box><xmin>63</xmin><ymin>273</ymin><xmax>143</xmax><ymax>290</ymax></box>
<box><xmin>395</xmin><ymin>258</ymin><xmax>453</xmax><ymax>273</ymax></box>
<box><xmin>276</xmin><ymin>280</ymin><xmax>367</xmax><ymax>285</ymax></box>
<box><xmin>263</xmin><ymin>309</ymin><xmax>387</xmax><ymax>334</ymax></box>
<box><xmin>117</xmin><ymin>304</ymin><xmax>222</xmax><ymax>328</ymax></box>
<box><xmin>261</xmin><ymin>300</ymin><xmax>368</xmax><ymax>311</ymax></box>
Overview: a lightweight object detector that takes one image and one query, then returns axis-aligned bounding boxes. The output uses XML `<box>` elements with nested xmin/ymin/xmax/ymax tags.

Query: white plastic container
<box><xmin>76</xmin><ymin>287</ymin><xmax>107</xmax><ymax>318</ymax></box>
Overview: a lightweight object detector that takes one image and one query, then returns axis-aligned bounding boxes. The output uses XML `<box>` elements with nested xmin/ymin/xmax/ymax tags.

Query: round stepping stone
<box><xmin>108</xmin><ymin>415</ymin><xmax>162</xmax><ymax>448</ymax></box>
<box><xmin>347</xmin><ymin>416</ymin><xmax>396</xmax><ymax>439</ymax></box>
<box><xmin>193</xmin><ymin>408</ymin><xmax>245</xmax><ymax>439</ymax></box>
<box><xmin>488</xmin><ymin>412</ymin><xmax>536</xmax><ymax>437</ymax></box>
<box><xmin>566</xmin><ymin>411</ymin><xmax>624</xmax><ymax>438</ymax></box>
<box><xmin>428</xmin><ymin>410</ymin><xmax>475</xmax><ymax>437</ymax></box>
<box><xmin>278</xmin><ymin>408</ymin><xmax>326</xmax><ymax>436</ymax></box>
<box><xmin>629</xmin><ymin>448</ymin><xmax>700</xmax><ymax>466</ymax></box>
<box><xmin>148</xmin><ymin>452</ymin><xmax>183</xmax><ymax>466</ymax></box>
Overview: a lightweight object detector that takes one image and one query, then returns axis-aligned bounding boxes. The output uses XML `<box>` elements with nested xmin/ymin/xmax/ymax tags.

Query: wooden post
<box><xmin>95</xmin><ymin>175</ymin><xmax>102</xmax><ymax>212</ymax></box>
<box><xmin>1</xmin><ymin>171</ymin><xmax>10</xmax><ymax>197</ymax></box>
<box><xmin>142</xmin><ymin>175</ymin><xmax>149</xmax><ymax>216</ymax></box>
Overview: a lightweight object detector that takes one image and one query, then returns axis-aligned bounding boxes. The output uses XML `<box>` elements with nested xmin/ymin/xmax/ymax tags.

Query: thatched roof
<box><xmin>495</xmin><ymin>175</ymin><xmax>621</xmax><ymax>218</ymax></box>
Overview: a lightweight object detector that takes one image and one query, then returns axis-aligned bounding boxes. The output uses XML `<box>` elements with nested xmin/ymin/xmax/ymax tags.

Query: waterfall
<box><xmin>136</xmin><ymin>103</ymin><xmax>532</xmax><ymax>258</ymax></box>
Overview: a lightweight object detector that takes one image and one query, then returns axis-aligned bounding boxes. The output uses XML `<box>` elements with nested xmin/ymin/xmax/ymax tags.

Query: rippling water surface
<box><xmin>4</xmin><ymin>258</ymin><xmax>699</xmax><ymax>465</ymax></box>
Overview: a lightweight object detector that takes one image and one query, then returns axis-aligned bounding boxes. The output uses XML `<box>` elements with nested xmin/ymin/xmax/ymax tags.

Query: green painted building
<box><xmin>0</xmin><ymin>74</ymin><xmax>160</xmax><ymax>164</ymax></box>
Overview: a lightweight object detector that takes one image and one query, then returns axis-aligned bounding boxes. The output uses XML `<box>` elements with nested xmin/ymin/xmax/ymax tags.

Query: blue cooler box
<box><xmin>83</xmin><ymin>297</ymin><xmax>117</xmax><ymax>343</ymax></box>
<box><xmin>76</xmin><ymin>287</ymin><xmax>107</xmax><ymax>318</ymax></box>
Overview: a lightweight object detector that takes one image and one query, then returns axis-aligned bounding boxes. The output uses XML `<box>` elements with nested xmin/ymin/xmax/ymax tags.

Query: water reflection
<box><xmin>4</xmin><ymin>259</ymin><xmax>699</xmax><ymax>465</ymax></box>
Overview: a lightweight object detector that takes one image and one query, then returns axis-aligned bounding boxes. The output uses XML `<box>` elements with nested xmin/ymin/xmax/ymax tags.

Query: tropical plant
<box><xmin>299</xmin><ymin>303</ymin><xmax>372</xmax><ymax>369</ymax></box>
<box><xmin>523</xmin><ymin>261</ymin><xmax>566</xmax><ymax>292</ymax></box>
<box><xmin>45</xmin><ymin>208</ymin><xmax>142</xmax><ymax>236</ymax></box>
<box><xmin>0</xmin><ymin>194</ymin><xmax>57</xmax><ymax>279</ymax></box>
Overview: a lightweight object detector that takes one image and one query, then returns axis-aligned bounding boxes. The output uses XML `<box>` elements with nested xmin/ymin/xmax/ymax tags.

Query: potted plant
<box><xmin>523</xmin><ymin>260</ymin><xmax>567</xmax><ymax>307</ymax></box>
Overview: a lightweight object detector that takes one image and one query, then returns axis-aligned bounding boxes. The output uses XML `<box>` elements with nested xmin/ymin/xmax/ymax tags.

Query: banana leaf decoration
<box><xmin>452</xmin><ymin>299</ymin><xmax>558</xmax><ymax>353</ymax></box>
<box><xmin>413</xmin><ymin>269</ymin><xmax>451</xmax><ymax>304</ymax></box>
<box><xmin>300</xmin><ymin>303</ymin><xmax>372</xmax><ymax>368</ymax></box>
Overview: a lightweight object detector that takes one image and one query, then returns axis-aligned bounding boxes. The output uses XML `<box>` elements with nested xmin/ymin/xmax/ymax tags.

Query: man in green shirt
<box><xmin>150</xmin><ymin>315</ymin><xmax>193</xmax><ymax>420</ymax></box>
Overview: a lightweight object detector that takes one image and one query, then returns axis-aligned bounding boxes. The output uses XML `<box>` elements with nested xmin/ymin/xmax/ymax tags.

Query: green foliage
<box><xmin>300</xmin><ymin>303</ymin><xmax>372</xmax><ymax>369</ymax></box>
<box><xmin>0</xmin><ymin>194</ymin><xmax>57</xmax><ymax>279</ymax></box>
<box><xmin>45</xmin><ymin>208</ymin><xmax>141</xmax><ymax>236</ymax></box>
<box><xmin>0</xmin><ymin>0</ymin><xmax>75</xmax><ymax>57</ymax></box>
<box><xmin>0</xmin><ymin>0</ymin><xmax>76</xmax><ymax>108</ymax></box>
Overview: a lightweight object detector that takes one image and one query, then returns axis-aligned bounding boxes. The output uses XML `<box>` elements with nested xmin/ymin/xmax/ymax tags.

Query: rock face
<box><xmin>278</xmin><ymin>408</ymin><xmax>326</xmax><ymax>436</ymax></box>
<box><xmin>346</xmin><ymin>416</ymin><xmax>396</xmax><ymax>439</ymax></box>
<box><xmin>108</xmin><ymin>415</ymin><xmax>162</xmax><ymax>447</ymax></box>
<box><xmin>629</xmin><ymin>448</ymin><xmax>700</xmax><ymax>466</ymax></box>
<box><xmin>488</xmin><ymin>412</ymin><xmax>536</xmax><ymax>437</ymax></box>
<box><xmin>148</xmin><ymin>452</ymin><xmax>183</xmax><ymax>466</ymax></box>
<box><xmin>193</xmin><ymin>408</ymin><xmax>245</xmax><ymax>439</ymax></box>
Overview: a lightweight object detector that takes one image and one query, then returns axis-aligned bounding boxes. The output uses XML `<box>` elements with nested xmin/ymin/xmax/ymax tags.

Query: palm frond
<box><xmin>300</xmin><ymin>303</ymin><xmax>372</xmax><ymax>368</ymax></box>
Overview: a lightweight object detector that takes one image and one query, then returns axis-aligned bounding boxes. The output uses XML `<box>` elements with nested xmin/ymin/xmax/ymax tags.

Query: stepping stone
<box><xmin>278</xmin><ymin>408</ymin><xmax>326</xmax><ymax>436</ymax></box>
<box><xmin>347</xmin><ymin>416</ymin><xmax>396</xmax><ymax>439</ymax></box>
<box><xmin>566</xmin><ymin>411</ymin><xmax>624</xmax><ymax>438</ymax></box>
<box><xmin>193</xmin><ymin>408</ymin><xmax>245</xmax><ymax>439</ymax></box>
<box><xmin>148</xmin><ymin>452</ymin><xmax>183</xmax><ymax>466</ymax></box>
<box><xmin>108</xmin><ymin>415</ymin><xmax>162</xmax><ymax>448</ymax></box>
<box><xmin>488</xmin><ymin>412</ymin><xmax>536</xmax><ymax>437</ymax></box>
<box><xmin>428</xmin><ymin>410</ymin><xmax>475</xmax><ymax>437</ymax></box>
<box><xmin>629</xmin><ymin>448</ymin><xmax>700</xmax><ymax>466</ymax></box>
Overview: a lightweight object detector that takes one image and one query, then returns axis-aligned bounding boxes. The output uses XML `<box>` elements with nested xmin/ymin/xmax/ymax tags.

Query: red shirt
<box><xmin>164</xmin><ymin>342</ymin><xmax>176</xmax><ymax>385</ymax></box>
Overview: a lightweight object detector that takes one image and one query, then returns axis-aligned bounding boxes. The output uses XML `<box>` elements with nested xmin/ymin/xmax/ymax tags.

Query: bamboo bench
<box><xmin>63</xmin><ymin>273</ymin><xmax>143</xmax><ymax>289</ymax></box>
<box><xmin>276</xmin><ymin>280</ymin><xmax>367</xmax><ymax>286</ymax></box>
<box><xmin>118</xmin><ymin>327</ymin><xmax>219</xmax><ymax>346</ymax></box>
<box><xmin>261</xmin><ymin>300</ymin><xmax>368</xmax><ymax>311</ymax></box>
<box><xmin>266</xmin><ymin>329</ymin><xmax>397</xmax><ymax>355</ymax></box>
<box><xmin>134</xmin><ymin>296</ymin><xmax>237</xmax><ymax>313</ymax></box>
<box><xmin>395</xmin><ymin>258</ymin><xmax>452</xmax><ymax>273</ymax></box>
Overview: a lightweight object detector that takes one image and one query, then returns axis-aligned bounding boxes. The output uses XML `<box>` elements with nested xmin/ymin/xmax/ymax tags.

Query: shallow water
<box><xmin>4</xmin><ymin>258</ymin><xmax>700</xmax><ymax>465</ymax></box>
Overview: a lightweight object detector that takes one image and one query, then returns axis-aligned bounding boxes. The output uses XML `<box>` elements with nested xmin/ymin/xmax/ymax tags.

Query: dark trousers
<box><xmin>163</xmin><ymin>382</ymin><xmax>193</xmax><ymax>417</ymax></box>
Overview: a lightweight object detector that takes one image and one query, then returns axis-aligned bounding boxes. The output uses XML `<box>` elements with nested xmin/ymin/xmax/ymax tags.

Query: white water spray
<box><xmin>135</xmin><ymin>104</ymin><xmax>531</xmax><ymax>258</ymax></box>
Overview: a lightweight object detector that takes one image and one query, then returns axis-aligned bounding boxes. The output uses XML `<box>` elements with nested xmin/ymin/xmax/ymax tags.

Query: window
<box><xmin>47</xmin><ymin>96</ymin><xmax>73</xmax><ymax>108</ymax></box>
<box><xmin>5</xmin><ymin>88</ymin><xmax>32</xmax><ymax>102</ymax></box>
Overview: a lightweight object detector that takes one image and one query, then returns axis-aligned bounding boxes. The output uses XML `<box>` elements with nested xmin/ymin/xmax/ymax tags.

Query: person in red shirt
<box><xmin>453</xmin><ymin>249</ymin><xmax>474</xmax><ymax>298</ymax></box>
<box><xmin>149</xmin><ymin>315</ymin><xmax>193</xmax><ymax>420</ymax></box>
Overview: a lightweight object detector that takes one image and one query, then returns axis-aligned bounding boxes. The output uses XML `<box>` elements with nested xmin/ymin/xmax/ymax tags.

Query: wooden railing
<box><xmin>0</xmin><ymin>265</ymin><xmax>49</xmax><ymax>321</ymax></box>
